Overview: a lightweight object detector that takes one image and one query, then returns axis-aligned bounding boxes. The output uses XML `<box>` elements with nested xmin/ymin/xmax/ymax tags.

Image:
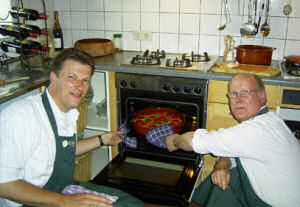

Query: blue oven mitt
<box><xmin>145</xmin><ymin>124</ymin><xmax>174</xmax><ymax>149</ymax></box>
<box><xmin>118</xmin><ymin>122</ymin><xmax>138</xmax><ymax>149</ymax></box>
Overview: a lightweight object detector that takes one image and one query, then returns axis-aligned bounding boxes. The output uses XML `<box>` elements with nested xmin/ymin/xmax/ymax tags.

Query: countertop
<box><xmin>1</xmin><ymin>51</ymin><xmax>300</xmax><ymax>104</ymax></box>
<box><xmin>94</xmin><ymin>51</ymin><xmax>300</xmax><ymax>87</ymax></box>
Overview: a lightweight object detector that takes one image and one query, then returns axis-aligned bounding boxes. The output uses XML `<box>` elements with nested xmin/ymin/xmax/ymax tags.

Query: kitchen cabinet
<box><xmin>201</xmin><ymin>80</ymin><xmax>279</xmax><ymax>182</ymax></box>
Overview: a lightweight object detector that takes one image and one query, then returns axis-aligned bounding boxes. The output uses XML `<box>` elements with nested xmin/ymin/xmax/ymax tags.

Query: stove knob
<box><xmin>183</xmin><ymin>86</ymin><xmax>192</xmax><ymax>94</ymax></box>
<box><xmin>162</xmin><ymin>83</ymin><xmax>171</xmax><ymax>92</ymax></box>
<box><xmin>172</xmin><ymin>85</ymin><xmax>180</xmax><ymax>93</ymax></box>
<box><xmin>193</xmin><ymin>87</ymin><xmax>202</xmax><ymax>95</ymax></box>
<box><xmin>129</xmin><ymin>81</ymin><xmax>137</xmax><ymax>88</ymax></box>
<box><xmin>119</xmin><ymin>80</ymin><xmax>127</xmax><ymax>88</ymax></box>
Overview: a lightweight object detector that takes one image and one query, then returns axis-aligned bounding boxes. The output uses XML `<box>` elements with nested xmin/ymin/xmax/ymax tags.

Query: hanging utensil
<box><xmin>260</xmin><ymin>0</ymin><xmax>270</xmax><ymax>37</ymax></box>
<box><xmin>283</xmin><ymin>0</ymin><xmax>292</xmax><ymax>16</ymax></box>
<box><xmin>240</xmin><ymin>0</ymin><xmax>256</xmax><ymax>38</ymax></box>
<box><xmin>256</xmin><ymin>0</ymin><xmax>264</xmax><ymax>34</ymax></box>
<box><xmin>218</xmin><ymin>0</ymin><xmax>231</xmax><ymax>31</ymax></box>
<box><xmin>253</xmin><ymin>0</ymin><xmax>258</xmax><ymax>34</ymax></box>
<box><xmin>0</xmin><ymin>76</ymin><xmax>30</xmax><ymax>86</ymax></box>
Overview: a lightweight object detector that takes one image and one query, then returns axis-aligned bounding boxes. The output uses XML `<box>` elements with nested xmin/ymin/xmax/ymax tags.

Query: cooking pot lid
<box><xmin>284</xmin><ymin>55</ymin><xmax>300</xmax><ymax>64</ymax></box>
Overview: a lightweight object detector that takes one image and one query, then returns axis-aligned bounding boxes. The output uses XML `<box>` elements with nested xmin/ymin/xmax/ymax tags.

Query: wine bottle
<box><xmin>10</xmin><ymin>7</ymin><xmax>48</xmax><ymax>20</ymax></box>
<box><xmin>0</xmin><ymin>24</ymin><xmax>48</xmax><ymax>39</ymax></box>
<box><xmin>1</xmin><ymin>40</ymin><xmax>50</xmax><ymax>55</ymax></box>
<box><xmin>53</xmin><ymin>11</ymin><xmax>63</xmax><ymax>51</ymax></box>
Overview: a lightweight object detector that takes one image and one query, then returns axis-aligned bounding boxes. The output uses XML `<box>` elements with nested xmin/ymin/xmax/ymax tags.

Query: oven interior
<box><xmin>91</xmin><ymin>73</ymin><xmax>206</xmax><ymax>206</ymax></box>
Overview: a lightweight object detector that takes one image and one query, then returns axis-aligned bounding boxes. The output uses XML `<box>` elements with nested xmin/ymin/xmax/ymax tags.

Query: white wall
<box><xmin>4</xmin><ymin>0</ymin><xmax>300</xmax><ymax>60</ymax></box>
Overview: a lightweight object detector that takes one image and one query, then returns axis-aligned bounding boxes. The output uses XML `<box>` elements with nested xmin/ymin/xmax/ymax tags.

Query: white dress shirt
<box><xmin>0</xmin><ymin>90</ymin><xmax>78</xmax><ymax>207</ymax></box>
<box><xmin>192</xmin><ymin>111</ymin><xmax>300</xmax><ymax>207</ymax></box>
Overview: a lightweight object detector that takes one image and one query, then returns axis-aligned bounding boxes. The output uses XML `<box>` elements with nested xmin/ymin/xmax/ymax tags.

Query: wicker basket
<box><xmin>74</xmin><ymin>152</ymin><xmax>93</xmax><ymax>182</ymax></box>
<box><xmin>76</xmin><ymin>98</ymin><xmax>88</xmax><ymax>134</ymax></box>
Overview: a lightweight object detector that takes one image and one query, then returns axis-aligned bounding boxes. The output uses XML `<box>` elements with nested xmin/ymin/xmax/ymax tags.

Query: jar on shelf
<box><xmin>113</xmin><ymin>33</ymin><xmax>123</xmax><ymax>52</ymax></box>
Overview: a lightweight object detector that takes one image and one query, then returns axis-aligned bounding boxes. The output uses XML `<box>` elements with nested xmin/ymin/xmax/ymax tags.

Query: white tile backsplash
<box><xmin>88</xmin><ymin>12</ymin><xmax>105</xmax><ymax>31</ymax></box>
<box><xmin>42</xmin><ymin>0</ymin><xmax>300</xmax><ymax>60</ymax></box>
<box><xmin>141</xmin><ymin>0</ymin><xmax>159</xmax><ymax>12</ymax></box>
<box><xmin>160</xmin><ymin>13</ymin><xmax>179</xmax><ymax>33</ymax></box>
<box><xmin>122</xmin><ymin>12</ymin><xmax>141</xmax><ymax>31</ymax></box>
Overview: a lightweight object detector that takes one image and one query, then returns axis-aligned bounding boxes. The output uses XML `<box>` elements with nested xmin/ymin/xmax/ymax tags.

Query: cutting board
<box><xmin>211</xmin><ymin>62</ymin><xmax>281</xmax><ymax>77</ymax></box>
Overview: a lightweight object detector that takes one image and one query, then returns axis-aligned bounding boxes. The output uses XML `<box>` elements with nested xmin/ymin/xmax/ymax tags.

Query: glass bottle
<box><xmin>0</xmin><ymin>24</ymin><xmax>48</xmax><ymax>39</ymax></box>
<box><xmin>53</xmin><ymin>11</ymin><xmax>63</xmax><ymax>51</ymax></box>
<box><xmin>113</xmin><ymin>33</ymin><xmax>123</xmax><ymax>52</ymax></box>
<box><xmin>10</xmin><ymin>7</ymin><xmax>48</xmax><ymax>20</ymax></box>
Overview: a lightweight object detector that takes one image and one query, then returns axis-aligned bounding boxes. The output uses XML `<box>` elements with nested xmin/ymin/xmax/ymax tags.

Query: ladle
<box><xmin>283</xmin><ymin>0</ymin><xmax>292</xmax><ymax>16</ymax></box>
<box><xmin>218</xmin><ymin>0</ymin><xmax>231</xmax><ymax>31</ymax></box>
<box><xmin>240</xmin><ymin>0</ymin><xmax>256</xmax><ymax>38</ymax></box>
<box><xmin>260</xmin><ymin>0</ymin><xmax>270</xmax><ymax>37</ymax></box>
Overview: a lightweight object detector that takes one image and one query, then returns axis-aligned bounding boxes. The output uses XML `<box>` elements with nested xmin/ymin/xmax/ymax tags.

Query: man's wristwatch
<box><xmin>98</xmin><ymin>135</ymin><xmax>104</xmax><ymax>146</ymax></box>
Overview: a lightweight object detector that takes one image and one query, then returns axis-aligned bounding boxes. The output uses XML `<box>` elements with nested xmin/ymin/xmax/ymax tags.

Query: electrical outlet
<box><xmin>141</xmin><ymin>30</ymin><xmax>152</xmax><ymax>40</ymax></box>
<box><xmin>133</xmin><ymin>30</ymin><xmax>141</xmax><ymax>40</ymax></box>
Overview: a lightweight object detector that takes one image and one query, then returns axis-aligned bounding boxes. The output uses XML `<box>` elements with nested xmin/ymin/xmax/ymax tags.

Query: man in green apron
<box><xmin>166</xmin><ymin>74</ymin><xmax>300</xmax><ymax>207</ymax></box>
<box><xmin>0</xmin><ymin>48</ymin><xmax>144</xmax><ymax>207</ymax></box>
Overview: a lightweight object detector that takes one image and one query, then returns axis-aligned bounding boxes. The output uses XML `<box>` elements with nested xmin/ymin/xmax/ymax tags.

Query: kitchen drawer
<box><xmin>208</xmin><ymin>80</ymin><xmax>279</xmax><ymax>109</ymax></box>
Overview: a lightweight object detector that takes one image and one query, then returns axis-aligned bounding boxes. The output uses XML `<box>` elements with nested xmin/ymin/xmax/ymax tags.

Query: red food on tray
<box><xmin>131</xmin><ymin>107</ymin><xmax>185</xmax><ymax>135</ymax></box>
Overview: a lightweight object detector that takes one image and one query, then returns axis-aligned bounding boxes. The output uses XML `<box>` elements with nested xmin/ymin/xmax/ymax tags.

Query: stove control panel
<box><xmin>116</xmin><ymin>73</ymin><xmax>207</xmax><ymax>96</ymax></box>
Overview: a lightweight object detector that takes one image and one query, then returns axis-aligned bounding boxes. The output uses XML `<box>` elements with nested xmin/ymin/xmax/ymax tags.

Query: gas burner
<box><xmin>143</xmin><ymin>49</ymin><xmax>166</xmax><ymax>59</ymax></box>
<box><xmin>182</xmin><ymin>52</ymin><xmax>211</xmax><ymax>62</ymax></box>
<box><xmin>131</xmin><ymin>55</ymin><xmax>161</xmax><ymax>65</ymax></box>
<box><xmin>288</xmin><ymin>69</ymin><xmax>300</xmax><ymax>77</ymax></box>
<box><xmin>166</xmin><ymin>58</ymin><xmax>192</xmax><ymax>68</ymax></box>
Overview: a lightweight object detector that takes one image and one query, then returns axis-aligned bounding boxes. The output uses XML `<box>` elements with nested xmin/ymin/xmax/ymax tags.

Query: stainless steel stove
<box><xmin>123</xmin><ymin>50</ymin><xmax>218</xmax><ymax>72</ymax></box>
<box><xmin>279</xmin><ymin>59</ymin><xmax>300</xmax><ymax>80</ymax></box>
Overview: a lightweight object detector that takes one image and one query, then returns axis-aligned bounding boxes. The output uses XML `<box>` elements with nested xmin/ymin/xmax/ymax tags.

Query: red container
<box><xmin>236</xmin><ymin>45</ymin><xmax>275</xmax><ymax>65</ymax></box>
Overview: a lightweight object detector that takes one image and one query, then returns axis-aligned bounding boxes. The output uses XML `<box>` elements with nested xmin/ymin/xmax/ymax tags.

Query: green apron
<box><xmin>23</xmin><ymin>92</ymin><xmax>144</xmax><ymax>207</ymax></box>
<box><xmin>192</xmin><ymin>107</ymin><xmax>272</xmax><ymax>207</ymax></box>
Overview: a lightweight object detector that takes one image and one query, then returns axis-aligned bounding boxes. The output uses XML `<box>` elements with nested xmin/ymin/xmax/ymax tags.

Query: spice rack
<box><xmin>0</xmin><ymin>0</ymin><xmax>50</xmax><ymax>72</ymax></box>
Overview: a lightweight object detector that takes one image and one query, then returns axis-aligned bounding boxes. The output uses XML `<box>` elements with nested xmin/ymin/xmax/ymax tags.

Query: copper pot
<box><xmin>235</xmin><ymin>45</ymin><xmax>276</xmax><ymax>65</ymax></box>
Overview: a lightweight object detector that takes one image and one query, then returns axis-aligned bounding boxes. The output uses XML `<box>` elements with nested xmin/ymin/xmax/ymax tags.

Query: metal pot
<box><xmin>235</xmin><ymin>45</ymin><xmax>275</xmax><ymax>65</ymax></box>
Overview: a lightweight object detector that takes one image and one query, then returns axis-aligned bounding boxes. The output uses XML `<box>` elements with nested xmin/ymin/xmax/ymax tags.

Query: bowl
<box><xmin>74</xmin><ymin>38</ymin><xmax>114</xmax><ymax>57</ymax></box>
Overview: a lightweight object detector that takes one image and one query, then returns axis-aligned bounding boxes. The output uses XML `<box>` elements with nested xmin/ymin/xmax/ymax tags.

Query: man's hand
<box><xmin>211</xmin><ymin>157</ymin><xmax>231</xmax><ymax>191</ymax></box>
<box><xmin>101</xmin><ymin>131</ymin><xmax>123</xmax><ymax>146</ymax></box>
<box><xmin>60</xmin><ymin>193</ymin><xmax>113</xmax><ymax>207</ymax></box>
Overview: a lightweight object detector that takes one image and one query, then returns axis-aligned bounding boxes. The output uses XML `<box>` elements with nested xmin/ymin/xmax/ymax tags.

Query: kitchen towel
<box><xmin>118</xmin><ymin>122</ymin><xmax>137</xmax><ymax>149</ymax></box>
<box><xmin>62</xmin><ymin>185</ymin><xmax>118</xmax><ymax>203</ymax></box>
<box><xmin>146</xmin><ymin>124</ymin><xmax>174</xmax><ymax>149</ymax></box>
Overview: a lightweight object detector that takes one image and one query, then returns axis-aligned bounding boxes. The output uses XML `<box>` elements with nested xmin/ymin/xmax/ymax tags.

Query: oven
<box><xmin>277</xmin><ymin>86</ymin><xmax>300</xmax><ymax>141</ymax></box>
<box><xmin>92</xmin><ymin>73</ymin><xmax>207</xmax><ymax>206</ymax></box>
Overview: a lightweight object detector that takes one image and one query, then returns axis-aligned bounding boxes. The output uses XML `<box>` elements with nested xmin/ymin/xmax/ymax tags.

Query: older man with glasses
<box><xmin>166</xmin><ymin>73</ymin><xmax>300</xmax><ymax>207</ymax></box>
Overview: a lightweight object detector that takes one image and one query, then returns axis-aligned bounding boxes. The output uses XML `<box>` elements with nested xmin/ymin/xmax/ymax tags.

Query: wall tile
<box><xmin>71</xmin><ymin>0</ymin><xmax>87</xmax><ymax>11</ymax></box>
<box><xmin>123</xmin><ymin>31</ymin><xmax>141</xmax><ymax>51</ymax></box>
<box><xmin>71</xmin><ymin>12</ymin><xmax>88</xmax><ymax>30</ymax></box>
<box><xmin>220</xmin><ymin>15</ymin><xmax>243</xmax><ymax>37</ymax></box>
<box><xmin>160</xmin><ymin>33</ymin><xmax>179</xmax><ymax>53</ymax></box>
<box><xmin>200</xmin><ymin>14</ymin><xmax>221</xmax><ymax>35</ymax></box>
<box><xmin>72</xmin><ymin>29</ymin><xmax>88</xmax><ymax>44</ymax></box>
<box><xmin>54</xmin><ymin>0</ymin><xmax>70</xmax><ymax>11</ymax></box>
<box><xmin>104</xmin><ymin>0</ymin><xmax>122</xmax><ymax>12</ymax></box>
<box><xmin>141</xmin><ymin>13</ymin><xmax>160</xmax><ymax>32</ymax></box>
<box><xmin>88</xmin><ymin>30</ymin><xmax>105</xmax><ymax>38</ymax></box>
<box><xmin>179</xmin><ymin>34</ymin><xmax>199</xmax><ymax>53</ymax></box>
<box><xmin>88</xmin><ymin>12</ymin><xmax>105</xmax><ymax>31</ymax></box>
<box><xmin>160</xmin><ymin>13</ymin><xmax>179</xmax><ymax>33</ymax></box>
<box><xmin>122</xmin><ymin>0</ymin><xmax>140</xmax><ymax>12</ymax></box>
<box><xmin>141</xmin><ymin>33</ymin><xmax>160</xmax><ymax>51</ymax></box>
<box><xmin>87</xmin><ymin>0</ymin><xmax>104</xmax><ymax>11</ymax></box>
<box><xmin>60</xmin><ymin>11</ymin><xmax>72</xmax><ymax>30</ymax></box>
<box><xmin>63</xmin><ymin>29</ymin><xmax>73</xmax><ymax>48</ymax></box>
<box><xmin>141</xmin><ymin>0</ymin><xmax>159</xmax><ymax>12</ymax></box>
<box><xmin>284</xmin><ymin>40</ymin><xmax>300</xmax><ymax>56</ymax></box>
<box><xmin>180</xmin><ymin>14</ymin><xmax>200</xmax><ymax>34</ymax></box>
<box><xmin>263</xmin><ymin>38</ymin><xmax>285</xmax><ymax>60</ymax></box>
<box><xmin>122</xmin><ymin>12</ymin><xmax>140</xmax><ymax>31</ymax></box>
<box><xmin>104</xmin><ymin>12</ymin><xmax>122</xmax><ymax>31</ymax></box>
<box><xmin>201</xmin><ymin>0</ymin><xmax>222</xmax><ymax>14</ymax></box>
<box><xmin>287</xmin><ymin>17</ymin><xmax>300</xmax><ymax>40</ymax></box>
<box><xmin>180</xmin><ymin>0</ymin><xmax>200</xmax><ymax>14</ymax></box>
<box><xmin>199</xmin><ymin>35</ymin><xmax>220</xmax><ymax>55</ymax></box>
<box><xmin>160</xmin><ymin>0</ymin><xmax>179</xmax><ymax>13</ymax></box>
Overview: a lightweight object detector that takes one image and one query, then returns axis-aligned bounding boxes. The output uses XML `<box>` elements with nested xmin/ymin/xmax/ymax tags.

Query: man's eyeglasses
<box><xmin>227</xmin><ymin>89</ymin><xmax>260</xmax><ymax>99</ymax></box>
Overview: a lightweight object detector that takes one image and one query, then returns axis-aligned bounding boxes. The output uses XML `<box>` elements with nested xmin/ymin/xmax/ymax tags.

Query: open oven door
<box><xmin>91</xmin><ymin>146</ymin><xmax>203</xmax><ymax>206</ymax></box>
